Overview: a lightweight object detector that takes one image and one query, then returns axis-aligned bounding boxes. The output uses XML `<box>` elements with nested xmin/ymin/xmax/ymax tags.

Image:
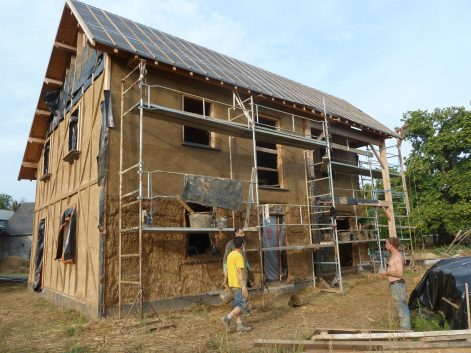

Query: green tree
<box><xmin>0</xmin><ymin>193</ymin><xmax>24</xmax><ymax>211</ymax></box>
<box><xmin>402</xmin><ymin>106</ymin><xmax>471</xmax><ymax>242</ymax></box>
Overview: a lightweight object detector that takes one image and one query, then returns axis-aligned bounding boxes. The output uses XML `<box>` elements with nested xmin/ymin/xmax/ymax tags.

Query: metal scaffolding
<box><xmin>117</xmin><ymin>60</ymin><xmax>412</xmax><ymax>317</ymax></box>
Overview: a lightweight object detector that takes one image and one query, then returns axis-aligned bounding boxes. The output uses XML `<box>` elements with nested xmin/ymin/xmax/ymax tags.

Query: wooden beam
<box><xmin>309</xmin><ymin>329</ymin><xmax>471</xmax><ymax>340</ymax></box>
<box><xmin>44</xmin><ymin>78</ymin><xmax>63</xmax><ymax>86</ymax></box>
<box><xmin>22</xmin><ymin>161</ymin><xmax>37</xmax><ymax>169</ymax></box>
<box><xmin>65</xmin><ymin>0</ymin><xmax>96</xmax><ymax>46</ymax></box>
<box><xmin>369</xmin><ymin>144</ymin><xmax>386</xmax><ymax>169</ymax></box>
<box><xmin>311</xmin><ymin>120</ymin><xmax>383</xmax><ymax>146</ymax></box>
<box><xmin>331</xmin><ymin>142</ymin><xmax>371</xmax><ymax>156</ymax></box>
<box><xmin>126</xmin><ymin>54</ymin><xmax>140</xmax><ymax>68</ymax></box>
<box><xmin>54</xmin><ymin>41</ymin><xmax>77</xmax><ymax>54</ymax></box>
<box><xmin>382</xmin><ymin>205</ymin><xmax>393</xmax><ymax>222</ymax></box>
<box><xmin>28</xmin><ymin>137</ymin><xmax>46</xmax><ymax>144</ymax></box>
<box><xmin>380</xmin><ymin>141</ymin><xmax>396</xmax><ymax>237</ymax></box>
<box><xmin>441</xmin><ymin>297</ymin><xmax>460</xmax><ymax>310</ymax></box>
<box><xmin>104</xmin><ymin>53</ymin><xmax>111</xmax><ymax>90</ymax></box>
<box><xmin>35</xmin><ymin>109</ymin><xmax>50</xmax><ymax>116</ymax></box>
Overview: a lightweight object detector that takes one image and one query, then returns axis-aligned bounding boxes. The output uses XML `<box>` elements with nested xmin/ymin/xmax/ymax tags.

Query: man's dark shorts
<box><xmin>231</xmin><ymin>288</ymin><xmax>249</xmax><ymax>315</ymax></box>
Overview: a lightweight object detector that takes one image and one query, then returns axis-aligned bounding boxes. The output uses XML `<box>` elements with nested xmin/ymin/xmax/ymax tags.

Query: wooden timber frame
<box><xmin>117</xmin><ymin>59</ymin><xmax>412</xmax><ymax>318</ymax></box>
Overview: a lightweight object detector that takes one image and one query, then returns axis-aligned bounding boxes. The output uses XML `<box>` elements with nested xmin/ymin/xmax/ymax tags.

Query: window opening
<box><xmin>69</xmin><ymin>108</ymin><xmax>79</xmax><ymax>151</ymax></box>
<box><xmin>256</xmin><ymin>117</ymin><xmax>280</xmax><ymax>187</ymax></box>
<box><xmin>39</xmin><ymin>140</ymin><xmax>51</xmax><ymax>181</ymax></box>
<box><xmin>183</xmin><ymin>97</ymin><xmax>212</xmax><ymax>146</ymax></box>
<box><xmin>185</xmin><ymin>203</ymin><xmax>218</xmax><ymax>257</ymax></box>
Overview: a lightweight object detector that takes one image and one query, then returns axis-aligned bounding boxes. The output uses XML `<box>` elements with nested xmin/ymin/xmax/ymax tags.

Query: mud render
<box><xmin>20</xmin><ymin>0</ymin><xmax>413</xmax><ymax>318</ymax></box>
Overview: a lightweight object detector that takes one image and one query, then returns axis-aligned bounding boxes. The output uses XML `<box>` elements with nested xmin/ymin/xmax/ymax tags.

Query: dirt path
<box><xmin>0</xmin><ymin>269</ymin><xmax>424</xmax><ymax>353</ymax></box>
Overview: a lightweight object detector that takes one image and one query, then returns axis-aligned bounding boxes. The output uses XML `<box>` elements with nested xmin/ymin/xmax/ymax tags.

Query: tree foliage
<box><xmin>0</xmin><ymin>193</ymin><xmax>23</xmax><ymax>211</ymax></box>
<box><xmin>403</xmin><ymin>106</ymin><xmax>471</xmax><ymax>240</ymax></box>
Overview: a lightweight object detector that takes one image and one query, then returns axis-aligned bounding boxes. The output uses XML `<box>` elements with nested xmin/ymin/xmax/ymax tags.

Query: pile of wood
<box><xmin>254</xmin><ymin>328</ymin><xmax>471</xmax><ymax>352</ymax></box>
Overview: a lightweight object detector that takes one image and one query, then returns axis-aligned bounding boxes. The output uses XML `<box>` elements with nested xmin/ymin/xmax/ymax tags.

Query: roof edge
<box><xmin>66</xmin><ymin>0</ymin><xmax>96</xmax><ymax>46</ymax></box>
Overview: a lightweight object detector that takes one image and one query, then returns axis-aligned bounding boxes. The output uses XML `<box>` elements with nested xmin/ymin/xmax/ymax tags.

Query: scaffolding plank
<box><xmin>249</xmin><ymin>242</ymin><xmax>335</xmax><ymax>252</ymax></box>
<box><xmin>141</xmin><ymin>226</ymin><xmax>257</xmax><ymax>233</ymax></box>
<box><xmin>138</xmin><ymin>103</ymin><xmax>328</xmax><ymax>150</ymax></box>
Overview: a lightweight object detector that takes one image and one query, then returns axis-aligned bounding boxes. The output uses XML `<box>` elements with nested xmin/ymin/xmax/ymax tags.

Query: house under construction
<box><xmin>21</xmin><ymin>0</ymin><xmax>413</xmax><ymax>317</ymax></box>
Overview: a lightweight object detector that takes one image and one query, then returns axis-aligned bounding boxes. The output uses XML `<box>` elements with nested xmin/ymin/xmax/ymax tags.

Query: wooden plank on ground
<box><xmin>310</xmin><ymin>328</ymin><xmax>471</xmax><ymax>341</ymax></box>
<box><xmin>256</xmin><ymin>338</ymin><xmax>471</xmax><ymax>352</ymax></box>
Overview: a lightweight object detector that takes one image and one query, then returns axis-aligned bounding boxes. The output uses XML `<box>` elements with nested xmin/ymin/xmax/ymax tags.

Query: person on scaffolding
<box><xmin>221</xmin><ymin>236</ymin><xmax>252</xmax><ymax>332</ymax></box>
<box><xmin>223</xmin><ymin>227</ymin><xmax>252</xmax><ymax>287</ymax></box>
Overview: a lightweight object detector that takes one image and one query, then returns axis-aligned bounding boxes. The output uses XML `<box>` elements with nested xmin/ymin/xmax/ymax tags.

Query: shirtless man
<box><xmin>379</xmin><ymin>237</ymin><xmax>411</xmax><ymax>330</ymax></box>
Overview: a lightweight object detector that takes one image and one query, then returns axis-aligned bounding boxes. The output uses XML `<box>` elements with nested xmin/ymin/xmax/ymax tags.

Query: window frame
<box><xmin>181</xmin><ymin>95</ymin><xmax>216</xmax><ymax>148</ymax></box>
<box><xmin>256</xmin><ymin>115</ymin><xmax>283</xmax><ymax>188</ymax></box>
<box><xmin>63</xmin><ymin>105</ymin><xmax>82</xmax><ymax>163</ymax></box>
<box><xmin>39</xmin><ymin>138</ymin><xmax>52</xmax><ymax>181</ymax></box>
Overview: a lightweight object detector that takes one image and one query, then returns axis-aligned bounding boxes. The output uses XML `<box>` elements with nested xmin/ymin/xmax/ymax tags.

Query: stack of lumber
<box><xmin>254</xmin><ymin>328</ymin><xmax>471</xmax><ymax>352</ymax></box>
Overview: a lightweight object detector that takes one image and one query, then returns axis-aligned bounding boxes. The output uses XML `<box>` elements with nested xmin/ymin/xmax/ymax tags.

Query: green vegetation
<box><xmin>410</xmin><ymin>307</ymin><xmax>450</xmax><ymax>331</ymax></box>
<box><xmin>403</xmin><ymin>106</ymin><xmax>471</xmax><ymax>243</ymax></box>
<box><xmin>0</xmin><ymin>193</ymin><xmax>23</xmax><ymax>211</ymax></box>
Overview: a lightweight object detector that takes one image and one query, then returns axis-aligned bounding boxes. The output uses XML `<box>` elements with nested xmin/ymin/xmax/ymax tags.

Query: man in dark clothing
<box><xmin>223</xmin><ymin>228</ymin><xmax>251</xmax><ymax>286</ymax></box>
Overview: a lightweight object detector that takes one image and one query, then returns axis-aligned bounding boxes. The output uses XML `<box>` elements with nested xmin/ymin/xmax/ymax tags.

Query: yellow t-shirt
<box><xmin>227</xmin><ymin>250</ymin><xmax>245</xmax><ymax>288</ymax></box>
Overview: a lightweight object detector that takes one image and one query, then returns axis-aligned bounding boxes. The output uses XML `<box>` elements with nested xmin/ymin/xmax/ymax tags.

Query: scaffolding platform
<box><xmin>134</xmin><ymin>103</ymin><xmax>328</xmax><ymax>150</ymax></box>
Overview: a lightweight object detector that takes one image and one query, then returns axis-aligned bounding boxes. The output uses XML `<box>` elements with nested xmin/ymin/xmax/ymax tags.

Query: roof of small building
<box><xmin>0</xmin><ymin>210</ymin><xmax>14</xmax><ymax>221</ymax></box>
<box><xmin>6</xmin><ymin>203</ymin><xmax>34</xmax><ymax>236</ymax></box>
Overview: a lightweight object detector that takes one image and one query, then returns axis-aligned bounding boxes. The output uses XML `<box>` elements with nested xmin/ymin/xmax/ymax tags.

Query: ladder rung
<box><xmin>121</xmin><ymin>227</ymin><xmax>139</xmax><ymax>233</ymax></box>
<box><xmin>308</xmin><ymin>193</ymin><xmax>332</xmax><ymax>198</ymax></box>
<box><xmin>121</xmin><ymin>254</ymin><xmax>140</xmax><ymax>258</ymax></box>
<box><xmin>120</xmin><ymin>280</ymin><xmax>141</xmax><ymax>285</ymax></box>
<box><xmin>311</xmin><ymin>177</ymin><xmax>330</xmax><ymax>182</ymax></box>
<box><xmin>121</xmin><ymin>200</ymin><xmax>141</xmax><ymax>208</ymax></box>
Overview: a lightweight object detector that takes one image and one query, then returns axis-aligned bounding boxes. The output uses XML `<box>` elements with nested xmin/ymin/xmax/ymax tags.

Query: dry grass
<box><xmin>0</xmin><ymin>256</ymin><xmax>29</xmax><ymax>274</ymax></box>
<box><xmin>0</xmin><ymin>268</ymin><xmax>425</xmax><ymax>353</ymax></box>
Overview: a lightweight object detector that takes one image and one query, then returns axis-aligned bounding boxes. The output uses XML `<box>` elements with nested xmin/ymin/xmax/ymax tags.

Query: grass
<box><xmin>432</xmin><ymin>244</ymin><xmax>470</xmax><ymax>257</ymax></box>
<box><xmin>411</xmin><ymin>307</ymin><xmax>450</xmax><ymax>331</ymax></box>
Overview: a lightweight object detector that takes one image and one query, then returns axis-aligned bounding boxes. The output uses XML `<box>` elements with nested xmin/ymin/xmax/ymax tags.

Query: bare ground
<box><xmin>0</xmin><ymin>268</ymin><xmax>425</xmax><ymax>353</ymax></box>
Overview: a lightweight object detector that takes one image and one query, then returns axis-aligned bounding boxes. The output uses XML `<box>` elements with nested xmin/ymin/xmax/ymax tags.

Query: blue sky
<box><xmin>0</xmin><ymin>0</ymin><xmax>470</xmax><ymax>202</ymax></box>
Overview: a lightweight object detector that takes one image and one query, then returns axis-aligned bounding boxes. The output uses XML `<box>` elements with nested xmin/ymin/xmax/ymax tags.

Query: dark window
<box><xmin>43</xmin><ymin>141</ymin><xmax>50</xmax><ymax>175</ymax></box>
<box><xmin>337</xmin><ymin>218</ymin><xmax>353</xmax><ymax>266</ymax></box>
<box><xmin>55</xmin><ymin>207</ymin><xmax>77</xmax><ymax>263</ymax></box>
<box><xmin>185</xmin><ymin>204</ymin><xmax>217</xmax><ymax>257</ymax></box>
<box><xmin>183</xmin><ymin>97</ymin><xmax>212</xmax><ymax>146</ymax></box>
<box><xmin>256</xmin><ymin>117</ymin><xmax>280</xmax><ymax>187</ymax></box>
<box><xmin>69</xmin><ymin>108</ymin><xmax>79</xmax><ymax>151</ymax></box>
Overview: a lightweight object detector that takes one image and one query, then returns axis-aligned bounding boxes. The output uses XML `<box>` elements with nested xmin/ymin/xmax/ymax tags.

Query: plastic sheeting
<box><xmin>32</xmin><ymin>219</ymin><xmax>45</xmax><ymax>292</ymax></box>
<box><xmin>68</xmin><ymin>113</ymin><xmax>79</xmax><ymax>151</ymax></box>
<box><xmin>97</xmin><ymin>89</ymin><xmax>113</xmax><ymax>318</ymax></box>
<box><xmin>43</xmin><ymin>141</ymin><xmax>50</xmax><ymax>175</ymax></box>
<box><xmin>45</xmin><ymin>43</ymin><xmax>104</xmax><ymax>137</ymax></box>
<box><xmin>262</xmin><ymin>216</ymin><xmax>287</xmax><ymax>281</ymax></box>
<box><xmin>409</xmin><ymin>257</ymin><xmax>471</xmax><ymax>329</ymax></box>
<box><xmin>54</xmin><ymin>208</ymin><xmax>77</xmax><ymax>262</ymax></box>
<box><xmin>182</xmin><ymin>175</ymin><xmax>243</xmax><ymax>211</ymax></box>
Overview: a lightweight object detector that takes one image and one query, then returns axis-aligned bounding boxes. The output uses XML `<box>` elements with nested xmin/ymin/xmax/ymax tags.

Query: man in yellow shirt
<box><xmin>222</xmin><ymin>236</ymin><xmax>251</xmax><ymax>332</ymax></box>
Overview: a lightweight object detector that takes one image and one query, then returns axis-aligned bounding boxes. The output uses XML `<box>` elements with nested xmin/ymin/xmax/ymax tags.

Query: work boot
<box><xmin>236</xmin><ymin>322</ymin><xmax>252</xmax><ymax>333</ymax></box>
<box><xmin>221</xmin><ymin>316</ymin><xmax>231</xmax><ymax>331</ymax></box>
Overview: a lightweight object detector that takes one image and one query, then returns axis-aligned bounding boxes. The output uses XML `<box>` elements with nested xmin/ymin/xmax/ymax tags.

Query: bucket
<box><xmin>189</xmin><ymin>212</ymin><xmax>212</xmax><ymax>228</ymax></box>
<box><xmin>216</xmin><ymin>216</ymin><xmax>228</xmax><ymax>228</ymax></box>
